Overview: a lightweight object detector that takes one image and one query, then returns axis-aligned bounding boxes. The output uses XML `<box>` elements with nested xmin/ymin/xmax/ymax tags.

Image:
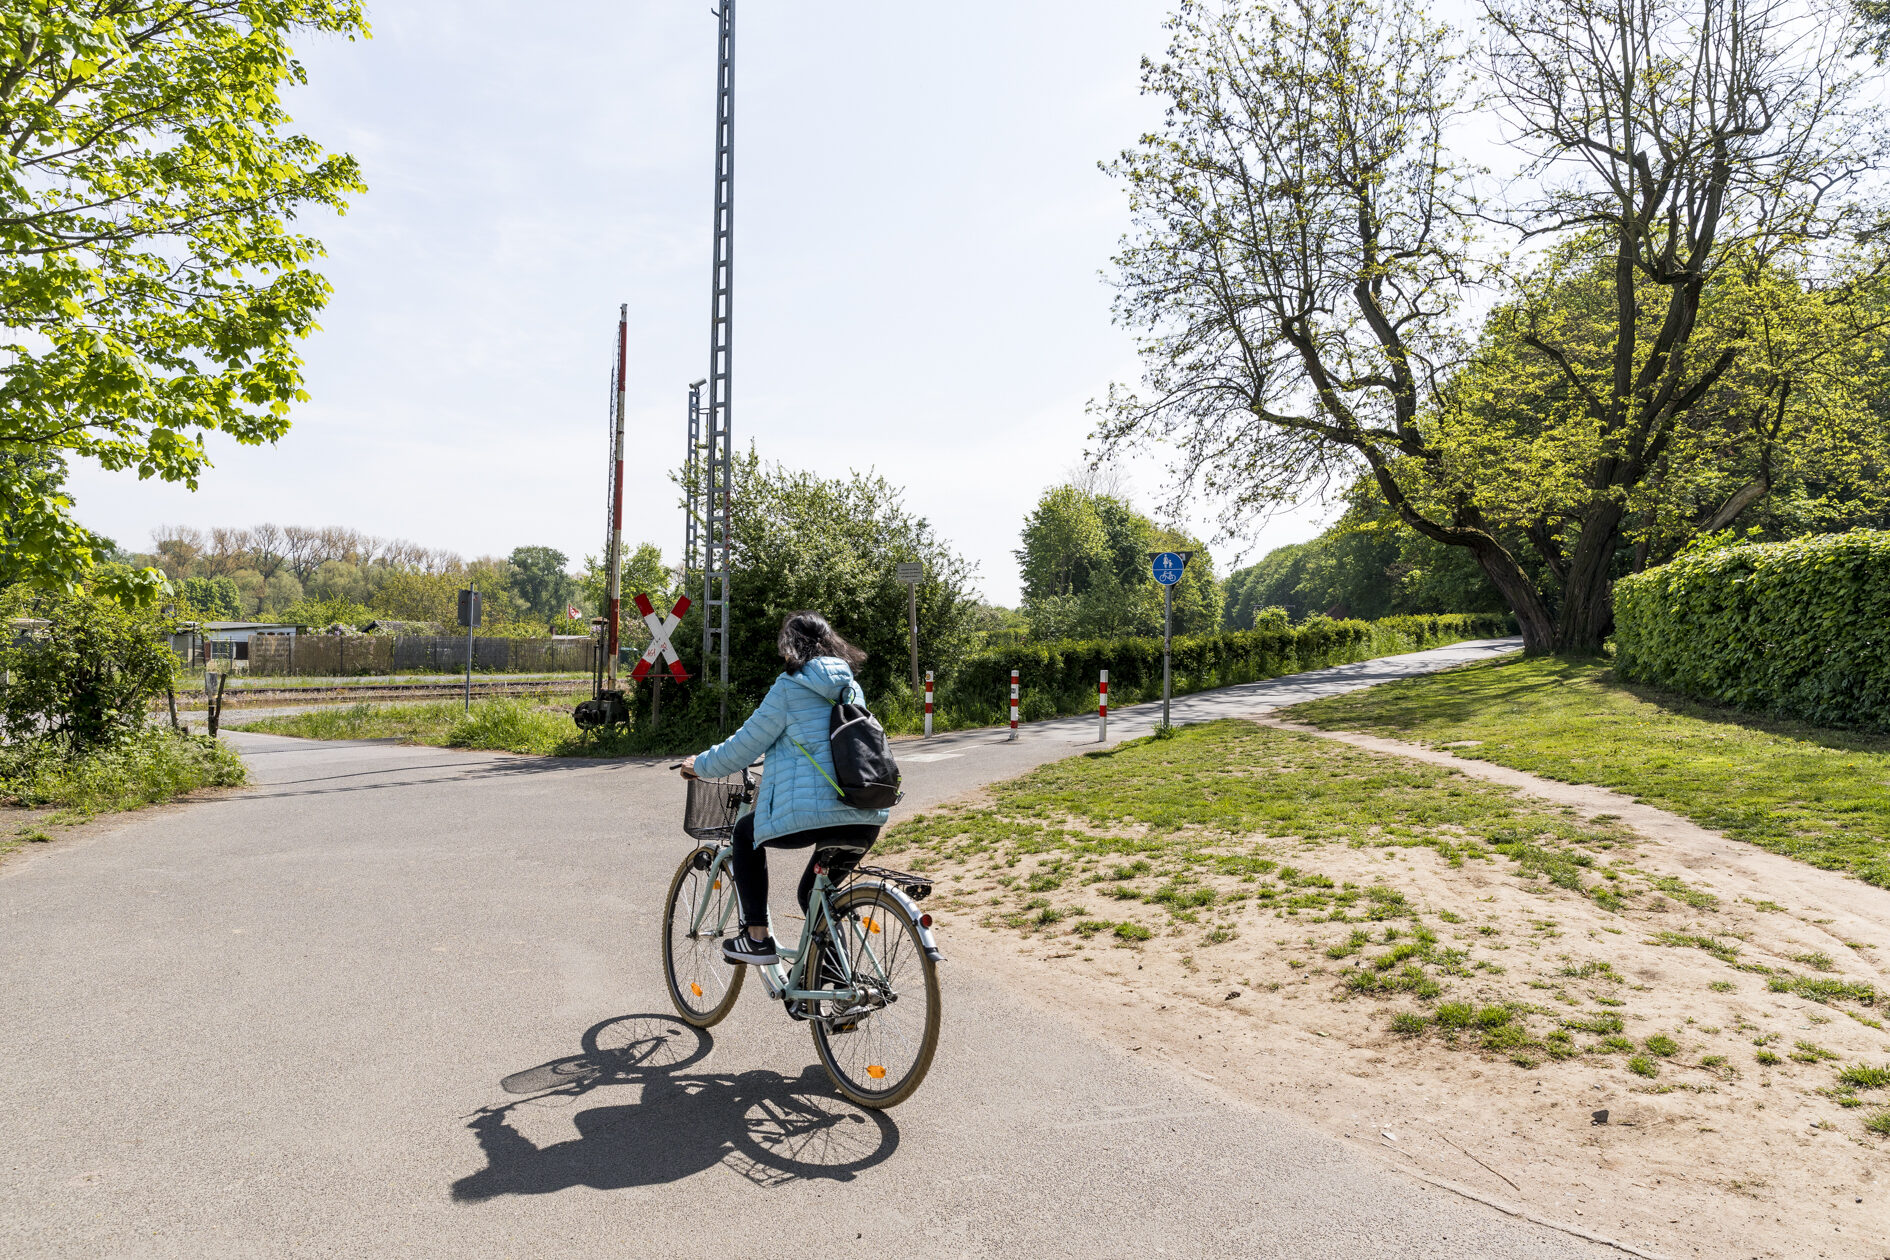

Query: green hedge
<box><xmin>937</xmin><ymin>612</ymin><xmax>1516</xmax><ymax>725</ymax></box>
<box><xmin>1614</xmin><ymin>531</ymin><xmax>1890</xmax><ymax>731</ymax></box>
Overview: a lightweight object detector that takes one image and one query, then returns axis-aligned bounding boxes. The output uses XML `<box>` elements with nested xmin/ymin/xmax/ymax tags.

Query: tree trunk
<box><xmin>1467</xmin><ymin>538</ymin><xmax>1556</xmax><ymax>653</ymax></box>
<box><xmin>1555</xmin><ymin>504</ymin><xmax>1624</xmax><ymax>652</ymax></box>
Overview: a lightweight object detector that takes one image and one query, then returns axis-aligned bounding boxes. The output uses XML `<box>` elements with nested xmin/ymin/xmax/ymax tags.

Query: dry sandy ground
<box><xmin>920</xmin><ymin>725</ymin><xmax>1890</xmax><ymax>1260</ymax></box>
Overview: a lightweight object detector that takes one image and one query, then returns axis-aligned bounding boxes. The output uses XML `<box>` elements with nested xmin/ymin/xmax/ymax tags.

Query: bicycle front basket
<box><xmin>683</xmin><ymin>775</ymin><xmax>747</xmax><ymax>842</ymax></box>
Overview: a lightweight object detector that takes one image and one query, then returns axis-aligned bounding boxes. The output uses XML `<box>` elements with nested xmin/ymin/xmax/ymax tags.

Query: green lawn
<box><xmin>1283</xmin><ymin>655</ymin><xmax>1890</xmax><ymax>887</ymax></box>
<box><xmin>884</xmin><ymin>719</ymin><xmax>1657</xmax><ymax>944</ymax></box>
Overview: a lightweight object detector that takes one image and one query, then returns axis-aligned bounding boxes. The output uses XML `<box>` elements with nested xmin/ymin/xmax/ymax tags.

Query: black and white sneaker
<box><xmin>722</xmin><ymin>933</ymin><xmax>780</xmax><ymax>966</ymax></box>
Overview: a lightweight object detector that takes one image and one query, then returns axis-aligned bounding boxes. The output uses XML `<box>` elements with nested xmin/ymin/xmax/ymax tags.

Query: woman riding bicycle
<box><xmin>679</xmin><ymin>611</ymin><xmax>889</xmax><ymax>966</ymax></box>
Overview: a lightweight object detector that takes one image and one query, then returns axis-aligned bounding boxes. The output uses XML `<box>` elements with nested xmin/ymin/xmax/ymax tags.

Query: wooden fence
<box><xmin>248</xmin><ymin>634</ymin><xmax>597</xmax><ymax>677</ymax></box>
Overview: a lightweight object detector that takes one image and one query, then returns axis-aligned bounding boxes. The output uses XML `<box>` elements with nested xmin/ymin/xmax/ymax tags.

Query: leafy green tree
<box><xmin>509</xmin><ymin>546</ymin><xmax>578</xmax><ymax>625</ymax></box>
<box><xmin>0</xmin><ymin>1</ymin><xmax>366</xmax><ymax>597</ymax></box>
<box><xmin>695</xmin><ymin>451</ymin><xmax>981</xmax><ymax>706</ymax></box>
<box><xmin>176</xmin><ymin>575</ymin><xmax>240</xmax><ymax>620</ymax></box>
<box><xmin>1100</xmin><ymin>0</ymin><xmax>1887</xmax><ymax>652</ymax></box>
<box><xmin>1015</xmin><ymin>484</ymin><xmax>1219</xmax><ymax>640</ymax></box>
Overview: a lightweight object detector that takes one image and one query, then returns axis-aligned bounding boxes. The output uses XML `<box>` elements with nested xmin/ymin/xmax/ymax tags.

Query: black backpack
<box><xmin>791</xmin><ymin>695</ymin><xmax>903</xmax><ymax>810</ymax></box>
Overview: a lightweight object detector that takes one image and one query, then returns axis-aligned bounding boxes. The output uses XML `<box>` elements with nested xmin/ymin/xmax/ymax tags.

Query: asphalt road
<box><xmin>2</xmin><ymin>638</ymin><xmax>1608</xmax><ymax>1259</ymax></box>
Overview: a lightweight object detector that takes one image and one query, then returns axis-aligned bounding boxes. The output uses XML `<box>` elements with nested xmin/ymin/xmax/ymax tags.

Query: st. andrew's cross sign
<box><xmin>629</xmin><ymin>593</ymin><xmax>692</xmax><ymax>683</ymax></box>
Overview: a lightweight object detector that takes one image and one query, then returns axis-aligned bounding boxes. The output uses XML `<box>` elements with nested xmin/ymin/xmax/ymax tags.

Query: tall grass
<box><xmin>1</xmin><ymin>728</ymin><xmax>247</xmax><ymax>814</ymax></box>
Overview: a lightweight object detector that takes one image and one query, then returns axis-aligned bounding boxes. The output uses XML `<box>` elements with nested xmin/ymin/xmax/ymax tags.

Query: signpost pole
<box><xmin>895</xmin><ymin>561</ymin><xmax>924</xmax><ymax>696</ymax></box>
<box><xmin>1099</xmin><ymin>669</ymin><xmax>1108</xmax><ymax>742</ymax></box>
<box><xmin>1149</xmin><ymin>549</ymin><xmax>1192</xmax><ymax>730</ymax></box>
<box><xmin>907</xmin><ymin>581</ymin><xmax>920</xmax><ymax>693</ymax></box>
<box><xmin>1162</xmin><ymin>582</ymin><xmax>1173</xmax><ymax>728</ymax></box>
<box><xmin>464</xmin><ymin>583</ymin><xmax>476</xmax><ymax>714</ymax></box>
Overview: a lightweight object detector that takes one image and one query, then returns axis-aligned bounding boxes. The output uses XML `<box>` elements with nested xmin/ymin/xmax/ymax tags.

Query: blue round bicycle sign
<box><xmin>1152</xmin><ymin>552</ymin><xmax>1187</xmax><ymax>586</ymax></box>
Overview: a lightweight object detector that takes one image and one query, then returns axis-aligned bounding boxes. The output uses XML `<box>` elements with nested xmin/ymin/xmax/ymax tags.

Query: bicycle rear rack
<box><xmin>849</xmin><ymin>865</ymin><xmax>933</xmax><ymax>902</ymax></box>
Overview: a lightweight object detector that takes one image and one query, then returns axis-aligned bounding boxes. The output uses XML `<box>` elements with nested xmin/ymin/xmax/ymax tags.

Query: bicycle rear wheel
<box><xmin>663</xmin><ymin>845</ymin><xmax>745</xmax><ymax>1026</ymax></box>
<box><xmin>810</xmin><ymin>883</ymin><xmax>940</xmax><ymax>1109</ymax></box>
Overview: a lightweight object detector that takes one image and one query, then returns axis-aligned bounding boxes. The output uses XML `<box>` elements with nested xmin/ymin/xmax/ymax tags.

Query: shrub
<box><xmin>0</xmin><ymin>727</ymin><xmax>244</xmax><ymax>812</ymax></box>
<box><xmin>1614</xmin><ymin>531</ymin><xmax>1890</xmax><ymax>730</ymax></box>
<box><xmin>0</xmin><ymin>587</ymin><xmax>180</xmax><ymax>752</ymax></box>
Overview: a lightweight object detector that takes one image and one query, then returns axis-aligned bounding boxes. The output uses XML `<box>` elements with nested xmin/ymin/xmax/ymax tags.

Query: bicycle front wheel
<box><xmin>810</xmin><ymin>883</ymin><xmax>941</xmax><ymax>1109</ymax></box>
<box><xmin>663</xmin><ymin>845</ymin><xmax>745</xmax><ymax>1027</ymax></box>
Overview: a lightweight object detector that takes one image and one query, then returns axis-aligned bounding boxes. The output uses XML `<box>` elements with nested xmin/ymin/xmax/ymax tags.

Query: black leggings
<box><xmin>728</xmin><ymin>812</ymin><xmax>879</xmax><ymax>931</ymax></box>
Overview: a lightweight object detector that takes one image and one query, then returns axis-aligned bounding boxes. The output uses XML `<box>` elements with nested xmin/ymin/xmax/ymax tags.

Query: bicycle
<box><xmin>661</xmin><ymin>767</ymin><xmax>943</xmax><ymax>1109</ymax></box>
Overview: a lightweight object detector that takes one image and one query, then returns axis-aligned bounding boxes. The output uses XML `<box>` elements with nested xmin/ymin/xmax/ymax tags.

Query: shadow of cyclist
<box><xmin>451</xmin><ymin>1013</ymin><xmax>899</xmax><ymax>1202</ymax></box>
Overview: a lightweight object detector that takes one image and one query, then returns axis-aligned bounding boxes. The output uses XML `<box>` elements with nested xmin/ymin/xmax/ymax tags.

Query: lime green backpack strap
<box><xmin>788</xmin><ymin>736</ymin><xmax>844</xmax><ymax>799</ymax></box>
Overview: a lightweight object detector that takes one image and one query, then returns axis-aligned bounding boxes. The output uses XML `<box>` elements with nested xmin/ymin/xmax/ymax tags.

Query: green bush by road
<box><xmin>1284</xmin><ymin>655</ymin><xmax>1890</xmax><ymax>887</ymax></box>
<box><xmin>1614</xmin><ymin>531</ymin><xmax>1890</xmax><ymax>731</ymax></box>
<box><xmin>936</xmin><ymin>612</ymin><xmax>1514</xmax><ymax>727</ymax></box>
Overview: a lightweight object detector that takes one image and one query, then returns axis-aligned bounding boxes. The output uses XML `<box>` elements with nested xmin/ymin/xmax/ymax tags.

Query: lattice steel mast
<box><xmin>702</xmin><ymin>0</ymin><xmax>736</xmax><ymax>730</ymax></box>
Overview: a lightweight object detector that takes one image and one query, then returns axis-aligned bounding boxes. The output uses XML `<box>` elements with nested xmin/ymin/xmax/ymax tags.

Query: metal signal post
<box><xmin>701</xmin><ymin>0</ymin><xmax>737</xmax><ymax>731</ymax></box>
<box><xmin>605</xmin><ymin>306</ymin><xmax>629</xmax><ymax>689</ymax></box>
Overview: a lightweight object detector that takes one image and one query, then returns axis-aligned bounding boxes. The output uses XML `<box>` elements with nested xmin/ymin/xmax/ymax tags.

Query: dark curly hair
<box><xmin>777</xmin><ymin>610</ymin><xmax>866</xmax><ymax>673</ymax></box>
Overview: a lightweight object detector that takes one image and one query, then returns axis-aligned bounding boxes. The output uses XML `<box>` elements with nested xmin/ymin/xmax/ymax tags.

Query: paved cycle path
<box><xmin>2</xmin><ymin>638</ymin><xmax>1613</xmax><ymax>1259</ymax></box>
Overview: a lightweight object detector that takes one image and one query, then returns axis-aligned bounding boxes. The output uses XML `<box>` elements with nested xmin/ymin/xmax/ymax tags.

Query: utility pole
<box><xmin>702</xmin><ymin>0</ymin><xmax>737</xmax><ymax>732</ymax></box>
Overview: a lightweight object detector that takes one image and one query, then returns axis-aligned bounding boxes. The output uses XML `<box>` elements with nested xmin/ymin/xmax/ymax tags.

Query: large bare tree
<box><xmin>1100</xmin><ymin>0</ymin><xmax>1886</xmax><ymax>651</ymax></box>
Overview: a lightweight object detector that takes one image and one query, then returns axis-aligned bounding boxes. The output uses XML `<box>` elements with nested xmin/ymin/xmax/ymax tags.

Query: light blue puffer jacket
<box><xmin>692</xmin><ymin>657</ymin><xmax>891</xmax><ymax>841</ymax></box>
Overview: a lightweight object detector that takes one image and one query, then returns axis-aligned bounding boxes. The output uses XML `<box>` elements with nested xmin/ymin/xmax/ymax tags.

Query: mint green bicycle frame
<box><xmin>687</xmin><ymin>842</ymin><xmax>880</xmax><ymax>1008</ymax></box>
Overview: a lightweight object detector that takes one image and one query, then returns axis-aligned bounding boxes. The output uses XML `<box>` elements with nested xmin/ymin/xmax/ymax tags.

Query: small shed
<box><xmin>201</xmin><ymin>621</ymin><xmax>303</xmax><ymax>664</ymax></box>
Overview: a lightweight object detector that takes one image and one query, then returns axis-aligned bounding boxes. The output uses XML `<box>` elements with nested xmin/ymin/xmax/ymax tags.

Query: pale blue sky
<box><xmin>69</xmin><ymin>0</ymin><xmax>1332</xmax><ymax>603</ymax></box>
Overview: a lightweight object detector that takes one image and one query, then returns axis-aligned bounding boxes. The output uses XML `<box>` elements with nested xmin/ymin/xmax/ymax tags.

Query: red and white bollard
<box><xmin>1099</xmin><ymin>669</ymin><xmax>1108</xmax><ymax>742</ymax></box>
<box><xmin>1009</xmin><ymin>669</ymin><xmax>1019</xmax><ymax>741</ymax></box>
<box><xmin>923</xmin><ymin>670</ymin><xmax>934</xmax><ymax>738</ymax></box>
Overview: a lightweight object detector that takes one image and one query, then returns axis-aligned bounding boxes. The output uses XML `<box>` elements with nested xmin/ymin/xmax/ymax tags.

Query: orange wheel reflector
<box><xmin>713</xmin><ymin>880</ymin><xmax>721</xmax><ymax>890</ymax></box>
<box><xmin>865</xmin><ymin>916</ymin><xmax>881</xmax><ymax>934</ymax></box>
<box><xmin>690</xmin><ymin>982</ymin><xmax>703</xmax><ymax>997</ymax></box>
<box><xmin>867</xmin><ymin>1064</ymin><xmax>887</xmax><ymax>1080</ymax></box>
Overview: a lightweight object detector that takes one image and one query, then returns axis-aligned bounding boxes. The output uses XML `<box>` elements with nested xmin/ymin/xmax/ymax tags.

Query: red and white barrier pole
<box><xmin>604</xmin><ymin>305</ymin><xmax>628</xmax><ymax>688</ymax></box>
<box><xmin>1009</xmin><ymin>668</ymin><xmax>1019</xmax><ymax>741</ymax></box>
<box><xmin>1099</xmin><ymin>669</ymin><xmax>1108</xmax><ymax>742</ymax></box>
<box><xmin>924</xmin><ymin>670</ymin><xmax>934</xmax><ymax>738</ymax></box>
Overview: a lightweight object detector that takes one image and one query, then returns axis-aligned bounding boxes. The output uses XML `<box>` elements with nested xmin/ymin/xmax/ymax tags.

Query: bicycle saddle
<box><xmin>813</xmin><ymin>843</ymin><xmax>872</xmax><ymax>866</ymax></box>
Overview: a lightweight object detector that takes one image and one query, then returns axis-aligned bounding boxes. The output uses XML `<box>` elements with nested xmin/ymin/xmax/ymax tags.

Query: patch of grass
<box><xmin>1072</xmin><ymin>919</ymin><xmax>1114</xmax><ymax>937</ymax></box>
<box><xmin>1283</xmin><ymin>655</ymin><xmax>1890</xmax><ymax>888</ymax></box>
<box><xmin>1790</xmin><ymin>1041</ymin><xmax>1839</xmax><ymax>1064</ymax></box>
<box><xmin>1113</xmin><ymin>922</ymin><xmax>1152</xmax><ymax>942</ymax></box>
<box><xmin>1597</xmin><ymin>1036</ymin><xmax>1635</xmax><ymax>1054</ymax></box>
<box><xmin>1562</xmin><ymin>1012</ymin><xmax>1625</xmax><ymax>1035</ymax></box>
<box><xmin>1627</xmin><ymin>1054</ymin><xmax>1659</xmax><ymax>1078</ymax></box>
<box><xmin>1644</xmin><ymin>1034</ymin><xmax>1680</xmax><ymax>1057</ymax></box>
<box><xmin>1755</xmin><ymin>1049</ymin><xmax>1782</xmax><ymax>1066</ymax></box>
<box><xmin>0</xmin><ymin>729</ymin><xmax>245</xmax><ymax>815</ymax></box>
<box><xmin>1836</xmin><ymin>1065</ymin><xmax>1890</xmax><ymax>1090</ymax></box>
<box><xmin>1650</xmin><ymin>931</ymin><xmax>1740</xmax><ymax>964</ymax></box>
<box><xmin>1434</xmin><ymin>1002</ymin><xmax>1476</xmax><ymax>1031</ymax></box>
<box><xmin>1791</xmin><ymin>951</ymin><xmax>1837</xmax><ymax>972</ymax></box>
<box><xmin>1389</xmin><ymin>1012</ymin><xmax>1429</xmax><ymax>1036</ymax></box>
<box><xmin>1709</xmin><ymin>980</ymin><xmax>1735</xmax><ymax>992</ymax></box>
<box><xmin>1767</xmin><ymin>973</ymin><xmax>1880</xmax><ymax>1007</ymax></box>
<box><xmin>1647</xmin><ymin>875</ymin><xmax>1719</xmax><ymax>911</ymax></box>
<box><xmin>242</xmin><ymin>695</ymin><xmax>652</xmax><ymax>757</ymax></box>
<box><xmin>1865</xmin><ymin>1112</ymin><xmax>1890</xmax><ymax>1138</ymax></box>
